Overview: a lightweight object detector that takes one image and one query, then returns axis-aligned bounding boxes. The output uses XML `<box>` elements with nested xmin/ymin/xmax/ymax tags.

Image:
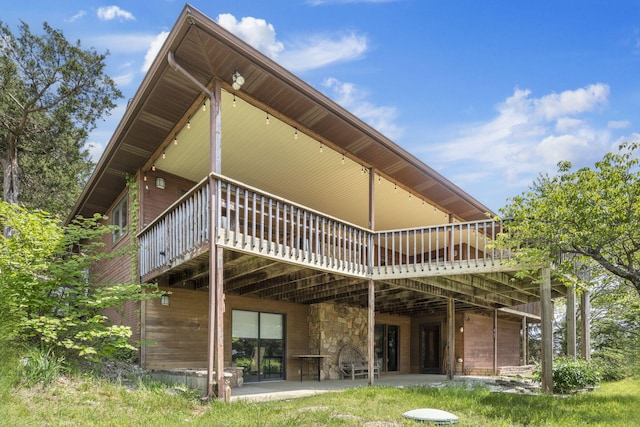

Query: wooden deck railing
<box><xmin>138</xmin><ymin>173</ymin><xmax>511</xmax><ymax>280</ymax></box>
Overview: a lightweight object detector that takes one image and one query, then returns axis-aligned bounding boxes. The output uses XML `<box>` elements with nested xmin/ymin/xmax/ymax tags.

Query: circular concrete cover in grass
<box><xmin>402</xmin><ymin>408</ymin><xmax>459</xmax><ymax>424</ymax></box>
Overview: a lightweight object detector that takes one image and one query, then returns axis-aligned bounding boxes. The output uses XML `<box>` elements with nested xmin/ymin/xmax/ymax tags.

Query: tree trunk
<box><xmin>3</xmin><ymin>132</ymin><xmax>20</xmax><ymax>204</ymax></box>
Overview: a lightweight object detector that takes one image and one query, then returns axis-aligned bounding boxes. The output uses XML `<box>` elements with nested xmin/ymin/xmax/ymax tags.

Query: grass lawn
<box><xmin>1</xmin><ymin>376</ymin><xmax>638</xmax><ymax>426</ymax></box>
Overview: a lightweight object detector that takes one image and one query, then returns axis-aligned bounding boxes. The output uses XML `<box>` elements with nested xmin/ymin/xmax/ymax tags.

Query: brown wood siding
<box><xmin>497</xmin><ymin>318</ymin><xmax>521</xmax><ymax>367</ymax></box>
<box><xmin>144</xmin><ymin>287</ymin><xmax>209</xmax><ymax>369</ymax></box>
<box><xmin>143</xmin><ymin>291</ymin><xmax>310</xmax><ymax>378</ymax></box>
<box><xmin>90</xmin><ymin>188</ymin><xmax>140</xmax><ymax>343</ymax></box>
<box><xmin>376</xmin><ymin>313</ymin><xmax>411</xmax><ymax>374</ymax></box>
<box><xmin>463</xmin><ymin>314</ymin><xmax>494</xmax><ymax>373</ymax></box>
<box><xmin>462</xmin><ymin>313</ymin><xmax>522</xmax><ymax>375</ymax></box>
<box><xmin>140</xmin><ymin>170</ymin><xmax>197</xmax><ymax>229</ymax></box>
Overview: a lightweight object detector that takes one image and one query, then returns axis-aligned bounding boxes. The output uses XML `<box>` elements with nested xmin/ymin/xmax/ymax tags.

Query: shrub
<box><xmin>592</xmin><ymin>349</ymin><xmax>629</xmax><ymax>382</ymax></box>
<box><xmin>19</xmin><ymin>345</ymin><xmax>66</xmax><ymax>387</ymax></box>
<box><xmin>534</xmin><ymin>357</ymin><xmax>601</xmax><ymax>394</ymax></box>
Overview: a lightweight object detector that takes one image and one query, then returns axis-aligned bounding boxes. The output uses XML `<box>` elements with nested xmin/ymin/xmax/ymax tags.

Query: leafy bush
<box><xmin>534</xmin><ymin>357</ymin><xmax>601</xmax><ymax>394</ymax></box>
<box><xmin>592</xmin><ymin>349</ymin><xmax>629</xmax><ymax>382</ymax></box>
<box><xmin>0</xmin><ymin>202</ymin><xmax>161</xmax><ymax>363</ymax></box>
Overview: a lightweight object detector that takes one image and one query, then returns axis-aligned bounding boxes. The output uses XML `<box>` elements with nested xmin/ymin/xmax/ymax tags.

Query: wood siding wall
<box><xmin>140</xmin><ymin>170</ymin><xmax>197</xmax><ymax>229</ymax></box>
<box><xmin>143</xmin><ymin>290</ymin><xmax>310</xmax><ymax>377</ymax></box>
<box><xmin>463</xmin><ymin>313</ymin><xmax>521</xmax><ymax>375</ymax></box>
<box><xmin>90</xmin><ymin>188</ymin><xmax>140</xmax><ymax>344</ymax></box>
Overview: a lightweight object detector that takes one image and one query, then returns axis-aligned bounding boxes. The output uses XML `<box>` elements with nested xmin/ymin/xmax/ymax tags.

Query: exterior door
<box><xmin>375</xmin><ymin>324</ymin><xmax>399</xmax><ymax>372</ymax></box>
<box><xmin>231</xmin><ymin>310</ymin><xmax>285</xmax><ymax>382</ymax></box>
<box><xmin>419</xmin><ymin>323</ymin><xmax>441</xmax><ymax>373</ymax></box>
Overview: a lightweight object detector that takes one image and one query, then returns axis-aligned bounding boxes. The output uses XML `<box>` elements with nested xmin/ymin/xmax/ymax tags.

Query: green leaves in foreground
<box><xmin>0</xmin><ymin>202</ymin><xmax>160</xmax><ymax>363</ymax></box>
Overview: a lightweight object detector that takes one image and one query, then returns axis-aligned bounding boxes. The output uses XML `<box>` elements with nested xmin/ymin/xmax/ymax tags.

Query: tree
<box><xmin>0</xmin><ymin>201</ymin><xmax>159</xmax><ymax>361</ymax></box>
<box><xmin>0</xmin><ymin>21</ymin><xmax>122</xmax><ymax>216</ymax></box>
<box><xmin>499</xmin><ymin>142</ymin><xmax>640</xmax><ymax>297</ymax></box>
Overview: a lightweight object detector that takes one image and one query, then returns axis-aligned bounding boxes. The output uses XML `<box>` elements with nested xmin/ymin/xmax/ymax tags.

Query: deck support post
<box><xmin>540</xmin><ymin>267</ymin><xmax>553</xmax><ymax>394</ymax></box>
<box><xmin>521</xmin><ymin>316</ymin><xmax>528</xmax><ymax>365</ymax></box>
<box><xmin>447</xmin><ymin>298</ymin><xmax>455</xmax><ymax>380</ymax></box>
<box><xmin>367</xmin><ymin>168</ymin><xmax>376</xmax><ymax>386</ymax></box>
<box><xmin>493</xmin><ymin>309</ymin><xmax>498</xmax><ymax>375</ymax></box>
<box><xmin>207</xmin><ymin>80</ymin><xmax>225</xmax><ymax>401</ymax></box>
<box><xmin>567</xmin><ymin>285</ymin><xmax>577</xmax><ymax>358</ymax></box>
<box><xmin>581</xmin><ymin>289</ymin><xmax>591</xmax><ymax>361</ymax></box>
<box><xmin>368</xmin><ymin>279</ymin><xmax>375</xmax><ymax>386</ymax></box>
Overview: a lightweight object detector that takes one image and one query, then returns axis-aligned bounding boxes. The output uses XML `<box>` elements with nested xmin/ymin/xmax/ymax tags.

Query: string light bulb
<box><xmin>265</xmin><ymin>111</ymin><xmax>270</xmax><ymax>125</ymax></box>
<box><xmin>319</xmin><ymin>142</ymin><xmax>323</xmax><ymax>153</ymax></box>
<box><xmin>162</xmin><ymin>151</ymin><xmax>166</xmax><ymax>159</ymax></box>
<box><xmin>152</xmin><ymin>164</ymin><xmax>156</xmax><ymax>172</ymax></box>
<box><xmin>173</xmin><ymin>134</ymin><xmax>178</xmax><ymax>145</ymax></box>
<box><xmin>342</xmin><ymin>154</ymin><xmax>345</xmax><ymax>164</ymax></box>
<box><xmin>202</xmin><ymin>101</ymin><xmax>206</xmax><ymax>112</ymax></box>
<box><xmin>294</xmin><ymin>128</ymin><xmax>298</xmax><ymax>139</ymax></box>
<box><xmin>187</xmin><ymin>118</ymin><xmax>191</xmax><ymax>129</ymax></box>
<box><xmin>233</xmin><ymin>94</ymin><xmax>236</xmax><ymax>108</ymax></box>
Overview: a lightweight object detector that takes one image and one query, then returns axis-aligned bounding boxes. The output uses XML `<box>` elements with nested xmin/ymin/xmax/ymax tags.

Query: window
<box><xmin>112</xmin><ymin>195</ymin><xmax>128</xmax><ymax>243</ymax></box>
<box><xmin>232</xmin><ymin>310</ymin><xmax>285</xmax><ymax>382</ymax></box>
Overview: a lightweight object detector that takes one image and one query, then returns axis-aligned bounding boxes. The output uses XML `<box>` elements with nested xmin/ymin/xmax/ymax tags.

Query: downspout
<box><xmin>167</xmin><ymin>51</ymin><xmax>223</xmax><ymax>401</ymax></box>
<box><xmin>167</xmin><ymin>52</ymin><xmax>214</xmax><ymax>99</ymax></box>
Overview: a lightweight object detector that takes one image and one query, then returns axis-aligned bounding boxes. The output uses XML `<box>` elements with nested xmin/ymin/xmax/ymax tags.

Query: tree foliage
<box><xmin>500</xmin><ymin>142</ymin><xmax>640</xmax><ymax>297</ymax></box>
<box><xmin>0</xmin><ymin>21</ymin><xmax>122</xmax><ymax>216</ymax></box>
<box><xmin>0</xmin><ymin>201</ymin><xmax>159</xmax><ymax>361</ymax></box>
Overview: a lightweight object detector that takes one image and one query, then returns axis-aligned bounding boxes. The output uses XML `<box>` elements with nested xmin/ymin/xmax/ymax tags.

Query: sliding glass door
<box><xmin>232</xmin><ymin>310</ymin><xmax>285</xmax><ymax>382</ymax></box>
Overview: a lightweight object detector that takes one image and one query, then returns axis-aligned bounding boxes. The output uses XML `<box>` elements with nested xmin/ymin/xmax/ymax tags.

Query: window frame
<box><xmin>111</xmin><ymin>194</ymin><xmax>128</xmax><ymax>244</ymax></box>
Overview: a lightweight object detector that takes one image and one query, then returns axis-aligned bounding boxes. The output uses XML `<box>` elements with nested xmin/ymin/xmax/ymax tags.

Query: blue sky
<box><xmin>4</xmin><ymin>1</ymin><xmax>640</xmax><ymax>212</ymax></box>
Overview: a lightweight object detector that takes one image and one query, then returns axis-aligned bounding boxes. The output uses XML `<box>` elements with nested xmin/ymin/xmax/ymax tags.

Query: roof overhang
<box><xmin>70</xmin><ymin>4</ymin><xmax>493</xmax><ymax>222</ymax></box>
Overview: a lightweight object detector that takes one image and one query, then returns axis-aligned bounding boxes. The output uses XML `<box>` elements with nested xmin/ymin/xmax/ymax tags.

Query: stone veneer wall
<box><xmin>308</xmin><ymin>303</ymin><xmax>369</xmax><ymax>379</ymax></box>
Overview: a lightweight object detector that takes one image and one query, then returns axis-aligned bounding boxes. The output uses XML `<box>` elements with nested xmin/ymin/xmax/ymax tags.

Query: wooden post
<box><xmin>540</xmin><ymin>267</ymin><xmax>553</xmax><ymax>394</ymax></box>
<box><xmin>567</xmin><ymin>285</ymin><xmax>576</xmax><ymax>358</ymax></box>
<box><xmin>581</xmin><ymin>289</ymin><xmax>591</xmax><ymax>361</ymax></box>
<box><xmin>367</xmin><ymin>168</ymin><xmax>376</xmax><ymax>386</ymax></box>
<box><xmin>493</xmin><ymin>309</ymin><xmax>498</xmax><ymax>375</ymax></box>
<box><xmin>368</xmin><ymin>279</ymin><xmax>375</xmax><ymax>386</ymax></box>
<box><xmin>521</xmin><ymin>316</ymin><xmax>528</xmax><ymax>365</ymax></box>
<box><xmin>447</xmin><ymin>298</ymin><xmax>455</xmax><ymax>380</ymax></box>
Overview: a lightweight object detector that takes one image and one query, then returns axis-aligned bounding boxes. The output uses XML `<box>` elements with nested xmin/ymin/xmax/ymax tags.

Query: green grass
<box><xmin>1</xmin><ymin>376</ymin><xmax>639</xmax><ymax>426</ymax></box>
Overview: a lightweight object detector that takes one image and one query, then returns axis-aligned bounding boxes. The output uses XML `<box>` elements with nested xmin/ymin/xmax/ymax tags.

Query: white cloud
<box><xmin>65</xmin><ymin>11</ymin><xmax>86</xmax><ymax>23</ymax></box>
<box><xmin>608</xmin><ymin>120</ymin><xmax>630</xmax><ymax>129</ymax></box>
<box><xmin>217</xmin><ymin>14</ymin><xmax>284</xmax><ymax>59</ymax></box>
<box><xmin>279</xmin><ymin>32</ymin><xmax>367</xmax><ymax>72</ymax></box>
<box><xmin>216</xmin><ymin>13</ymin><xmax>367</xmax><ymax>72</ymax></box>
<box><xmin>323</xmin><ymin>77</ymin><xmax>403</xmax><ymax>140</ymax></box>
<box><xmin>420</xmin><ymin>83</ymin><xmax>614</xmax><ymax>196</ymax></box>
<box><xmin>97</xmin><ymin>6</ymin><xmax>135</xmax><ymax>22</ymax></box>
<box><xmin>141</xmin><ymin>31</ymin><xmax>169</xmax><ymax>72</ymax></box>
<box><xmin>533</xmin><ymin>84</ymin><xmax>608</xmax><ymax>121</ymax></box>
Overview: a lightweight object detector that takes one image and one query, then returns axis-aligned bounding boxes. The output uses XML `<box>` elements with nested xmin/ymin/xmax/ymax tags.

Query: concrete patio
<box><xmin>230</xmin><ymin>374</ymin><xmax>495</xmax><ymax>402</ymax></box>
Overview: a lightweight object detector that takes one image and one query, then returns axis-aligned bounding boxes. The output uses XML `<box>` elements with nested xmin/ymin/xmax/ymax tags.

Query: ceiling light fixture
<box><xmin>232</xmin><ymin>70</ymin><xmax>245</xmax><ymax>91</ymax></box>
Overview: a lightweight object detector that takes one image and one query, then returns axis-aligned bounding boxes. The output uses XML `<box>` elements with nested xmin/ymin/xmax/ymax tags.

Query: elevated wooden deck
<box><xmin>137</xmin><ymin>173</ymin><xmax>559</xmax><ymax>315</ymax></box>
<box><xmin>139</xmin><ymin>173</ymin><xmax>512</xmax><ymax>281</ymax></box>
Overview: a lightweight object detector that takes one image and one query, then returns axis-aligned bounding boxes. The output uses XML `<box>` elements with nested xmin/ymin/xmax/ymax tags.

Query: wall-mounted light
<box><xmin>155</xmin><ymin>177</ymin><xmax>166</xmax><ymax>190</ymax></box>
<box><xmin>459</xmin><ymin>326</ymin><xmax>464</xmax><ymax>333</ymax></box>
<box><xmin>160</xmin><ymin>294</ymin><xmax>170</xmax><ymax>306</ymax></box>
<box><xmin>232</xmin><ymin>70</ymin><xmax>245</xmax><ymax>90</ymax></box>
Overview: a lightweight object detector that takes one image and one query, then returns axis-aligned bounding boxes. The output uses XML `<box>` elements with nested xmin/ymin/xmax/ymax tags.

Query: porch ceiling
<box><xmin>71</xmin><ymin>5</ymin><xmax>493</xmax><ymax>226</ymax></box>
<box><xmin>161</xmin><ymin>250</ymin><xmax>564</xmax><ymax>318</ymax></box>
